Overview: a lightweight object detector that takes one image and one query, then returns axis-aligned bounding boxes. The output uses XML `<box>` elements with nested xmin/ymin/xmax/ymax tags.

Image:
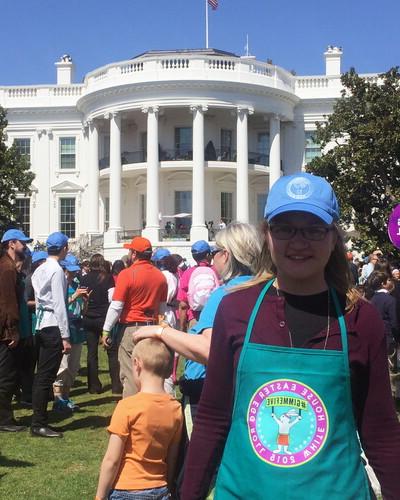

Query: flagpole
<box><xmin>205</xmin><ymin>0</ymin><xmax>209</xmax><ymax>48</ymax></box>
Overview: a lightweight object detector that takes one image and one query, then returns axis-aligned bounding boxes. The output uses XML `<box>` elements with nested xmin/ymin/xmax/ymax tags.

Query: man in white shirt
<box><xmin>31</xmin><ymin>232</ymin><xmax>70</xmax><ymax>438</ymax></box>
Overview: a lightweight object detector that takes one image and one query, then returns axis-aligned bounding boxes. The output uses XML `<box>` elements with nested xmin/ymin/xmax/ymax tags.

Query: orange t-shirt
<box><xmin>113</xmin><ymin>260</ymin><xmax>168</xmax><ymax>323</ymax></box>
<box><xmin>108</xmin><ymin>392</ymin><xmax>183</xmax><ymax>490</ymax></box>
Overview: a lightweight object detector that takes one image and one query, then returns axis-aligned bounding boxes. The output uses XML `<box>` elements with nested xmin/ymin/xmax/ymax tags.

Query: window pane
<box><xmin>221</xmin><ymin>192</ymin><xmax>233</xmax><ymax>223</ymax></box>
<box><xmin>60</xmin><ymin>137</ymin><xmax>76</xmax><ymax>169</ymax></box>
<box><xmin>257</xmin><ymin>193</ymin><xmax>267</xmax><ymax>221</ymax></box>
<box><xmin>104</xmin><ymin>197</ymin><xmax>109</xmax><ymax>231</ymax></box>
<box><xmin>59</xmin><ymin>197</ymin><xmax>76</xmax><ymax>238</ymax></box>
<box><xmin>304</xmin><ymin>131</ymin><xmax>321</xmax><ymax>164</ymax></box>
<box><xmin>15</xmin><ymin>198</ymin><xmax>30</xmax><ymax>236</ymax></box>
<box><xmin>140</xmin><ymin>194</ymin><xmax>146</xmax><ymax>228</ymax></box>
<box><xmin>174</xmin><ymin>191</ymin><xmax>191</xmax><ymax>231</ymax></box>
<box><xmin>174</xmin><ymin>127</ymin><xmax>192</xmax><ymax>158</ymax></box>
<box><xmin>14</xmin><ymin>138</ymin><xmax>31</xmax><ymax>163</ymax></box>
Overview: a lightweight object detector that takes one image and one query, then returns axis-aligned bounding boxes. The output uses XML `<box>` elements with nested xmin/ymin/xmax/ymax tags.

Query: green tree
<box><xmin>307</xmin><ymin>67</ymin><xmax>400</xmax><ymax>255</ymax></box>
<box><xmin>0</xmin><ymin>106</ymin><xmax>35</xmax><ymax>232</ymax></box>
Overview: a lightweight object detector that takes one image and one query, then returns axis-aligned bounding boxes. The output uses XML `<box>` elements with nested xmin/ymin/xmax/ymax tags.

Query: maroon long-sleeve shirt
<box><xmin>181</xmin><ymin>283</ymin><xmax>400</xmax><ymax>500</ymax></box>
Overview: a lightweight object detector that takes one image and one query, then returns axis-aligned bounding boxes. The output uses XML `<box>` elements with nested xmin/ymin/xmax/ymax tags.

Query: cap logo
<box><xmin>286</xmin><ymin>177</ymin><xmax>313</xmax><ymax>200</ymax></box>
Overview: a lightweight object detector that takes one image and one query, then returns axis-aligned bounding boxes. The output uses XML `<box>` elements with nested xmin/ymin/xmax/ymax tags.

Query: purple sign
<box><xmin>388</xmin><ymin>205</ymin><xmax>400</xmax><ymax>249</ymax></box>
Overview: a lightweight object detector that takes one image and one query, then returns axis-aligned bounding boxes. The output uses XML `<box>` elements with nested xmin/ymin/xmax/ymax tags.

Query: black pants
<box><xmin>83</xmin><ymin>317</ymin><xmax>122</xmax><ymax>394</ymax></box>
<box><xmin>0</xmin><ymin>341</ymin><xmax>18</xmax><ymax>425</ymax></box>
<box><xmin>15</xmin><ymin>336</ymin><xmax>38</xmax><ymax>403</ymax></box>
<box><xmin>31</xmin><ymin>327</ymin><xmax>63</xmax><ymax>428</ymax></box>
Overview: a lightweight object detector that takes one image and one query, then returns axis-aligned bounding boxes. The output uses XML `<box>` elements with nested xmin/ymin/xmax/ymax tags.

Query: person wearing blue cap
<box><xmin>53</xmin><ymin>254</ymin><xmax>89</xmax><ymax>412</ymax></box>
<box><xmin>30</xmin><ymin>232</ymin><xmax>70</xmax><ymax>438</ymax></box>
<box><xmin>181</xmin><ymin>173</ymin><xmax>400</xmax><ymax>500</ymax></box>
<box><xmin>176</xmin><ymin>240</ymin><xmax>219</xmax><ymax>333</ymax></box>
<box><xmin>151</xmin><ymin>248</ymin><xmax>179</xmax><ymax>330</ymax></box>
<box><xmin>0</xmin><ymin>228</ymin><xmax>32</xmax><ymax>432</ymax></box>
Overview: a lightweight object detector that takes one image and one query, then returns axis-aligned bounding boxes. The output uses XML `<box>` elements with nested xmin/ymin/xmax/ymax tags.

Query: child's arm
<box><xmin>96</xmin><ymin>433</ymin><xmax>127</xmax><ymax>500</ymax></box>
<box><xmin>166</xmin><ymin>419</ymin><xmax>184</xmax><ymax>492</ymax></box>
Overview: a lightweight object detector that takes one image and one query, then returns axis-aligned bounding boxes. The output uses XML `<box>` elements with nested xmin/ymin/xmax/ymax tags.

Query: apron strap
<box><xmin>243</xmin><ymin>279</ymin><xmax>274</xmax><ymax>347</ymax></box>
<box><xmin>331</xmin><ymin>288</ymin><xmax>351</xmax><ymax>377</ymax></box>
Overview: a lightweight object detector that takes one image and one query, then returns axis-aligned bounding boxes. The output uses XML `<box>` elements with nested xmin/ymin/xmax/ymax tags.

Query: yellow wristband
<box><xmin>101</xmin><ymin>331</ymin><xmax>110</xmax><ymax>338</ymax></box>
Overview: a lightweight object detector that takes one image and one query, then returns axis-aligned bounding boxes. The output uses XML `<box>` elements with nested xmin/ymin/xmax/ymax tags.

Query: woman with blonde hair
<box><xmin>181</xmin><ymin>173</ymin><xmax>400</xmax><ymax>500</ymax></box>
<box><xmin>135</xmin><ymin>222</ymin><xmax>262</xmax><ymax>432</ymax></box>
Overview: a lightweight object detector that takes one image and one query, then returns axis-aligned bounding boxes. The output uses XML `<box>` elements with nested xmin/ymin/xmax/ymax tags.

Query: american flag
<box><xmin>208</xmin><ymin>0</ymin><xmax>218</xmax><ymax>10</ymax></box>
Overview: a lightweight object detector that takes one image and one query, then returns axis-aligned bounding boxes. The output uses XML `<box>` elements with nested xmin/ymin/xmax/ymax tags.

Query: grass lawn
<box><xmin>0</xmin><ymin>346</ymin><xmax>121</xmax><ymax>500</ymax></box>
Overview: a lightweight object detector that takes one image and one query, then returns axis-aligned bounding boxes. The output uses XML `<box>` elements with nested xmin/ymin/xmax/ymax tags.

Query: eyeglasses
<box><xmin>212</xmin><ymin>247</ymin><xmax>225</xmax><ymax>255</ymax></box>
<box><xmin>269</xmin><ymin>224</ymin><xmax>334</xmax><ymax>241</ymax></box>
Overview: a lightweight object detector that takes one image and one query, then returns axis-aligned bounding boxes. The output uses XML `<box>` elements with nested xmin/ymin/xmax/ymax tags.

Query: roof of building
<box><xmin>131</xmin><ymin>48</ymin><xmax>239</xmax><ymax>60</ymax></box>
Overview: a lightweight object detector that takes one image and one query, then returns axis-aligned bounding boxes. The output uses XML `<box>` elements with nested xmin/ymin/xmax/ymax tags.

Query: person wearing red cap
<box><xmin>102</xmin><ymin>237</ymin><xmax>167</xmax><ymax>398</ymax></box>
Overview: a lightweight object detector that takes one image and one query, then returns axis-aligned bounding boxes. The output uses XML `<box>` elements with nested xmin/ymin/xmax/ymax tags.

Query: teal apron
<box><xmin>214</xmin><ymin>280</ymin><xmax>370</xmax><ymax>499</ymax></box>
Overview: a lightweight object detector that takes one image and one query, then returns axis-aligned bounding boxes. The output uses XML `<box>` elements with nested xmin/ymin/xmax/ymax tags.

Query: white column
<box><xmin>141</xmin><ymin>106</ymin><xmax>160</xmax><ymax>243</ymax></box>
<box><xmin>190</xmin><ymin>105</ymin><xmax>209</xmax><ymax>242</ymax></box>
<box><xmin>104</xmin><ymin>111</ymin><xmax>122</xmax><ymax>245</ymax></box>
<box><xmin>87</xmin><ymin>120</ymin><xmax>100</xmax><ymax>234</ymax></box>
<box><xmin>269</xmin><ymin>114</ymin><xmax>281</xmax><ymax>189</ymax></box>
<box><xmin>35</xmin><ymin>129</ymin><xmax>51</xmax><ymax>240</ymax></box>
<box><xmin>236</xmin><ymin>107</ymin><xmax>250</xmax><ymax>223</ymax></box>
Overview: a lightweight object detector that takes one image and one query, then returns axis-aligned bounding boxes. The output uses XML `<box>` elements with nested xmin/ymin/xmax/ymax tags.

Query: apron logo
<box><xmin>247</xmin><ymin>379</ymin><xmax>329</xmax><ymax>467</ymax></box>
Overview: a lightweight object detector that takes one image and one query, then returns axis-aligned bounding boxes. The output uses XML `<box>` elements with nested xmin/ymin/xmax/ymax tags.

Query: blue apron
<box><xmin>214</xmin><ymin>279</ymin><xmax>370</xmax><ymax>499</ymax></box>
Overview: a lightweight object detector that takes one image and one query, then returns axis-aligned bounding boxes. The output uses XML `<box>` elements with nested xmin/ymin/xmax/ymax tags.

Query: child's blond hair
<box><xmin>132</xmin><ymin>338</ymin><xmax>173</xmax><ymax>379</ymax></box>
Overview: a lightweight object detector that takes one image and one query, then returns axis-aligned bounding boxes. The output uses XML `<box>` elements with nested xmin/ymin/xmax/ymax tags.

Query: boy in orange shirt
<box><xmin>96</xmin><ymin>338</ymin><xmax>183</xmax><ymax>500</ymax></box>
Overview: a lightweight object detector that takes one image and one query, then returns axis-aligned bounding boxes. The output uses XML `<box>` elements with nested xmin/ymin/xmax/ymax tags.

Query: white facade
<box><xmin>0</xmin><ymin>47</ymin><xmax>379</xmax><ymax>259</ymax></box>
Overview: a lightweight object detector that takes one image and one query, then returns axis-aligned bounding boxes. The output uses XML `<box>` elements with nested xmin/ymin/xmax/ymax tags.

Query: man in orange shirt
<box><xmin>102</xmin><ymin>237</ymin><xmax>167</xmax><ymax>397</ymax></box>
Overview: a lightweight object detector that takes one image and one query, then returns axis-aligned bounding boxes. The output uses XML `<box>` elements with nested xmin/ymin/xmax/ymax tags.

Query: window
<box><xmin>174</xmin><ymin>127</ymin><xmax>192</xmax><ymax>159</ymax></box>
<box><xmin>140</xmin><ymin>132</ymin><xmax>147</xmax><ymax>162</ymax></box>
<box><xmin>59</xmin><ymin>198</ymin><xmax>76</xmax><ymax>238</ymax></box>
<box><xmin>174</xmin><ymin>191</ymin><xmax>191</xmax><ymax>232</ymax></box>
<box><xmin>304</xmin><ymin>131</ymin><xmax>321</xmax><ymax>164</ymax></box>
<box><xmin>140</xmin><ymin>194</ymin><xmax>146</xmax><ymax>228</ymax></box>
<box><xmin>104</xmin><ymin>197</ymin><xmax>109</xmax><ymax>231</ymax></box>
<box><xmin>220</xmin><ymin>129</ymin><xmax>233</xmax><ymax>160</ymax></box>
<box><xmin>257</xmin><ymin>132</ymin><xmax>269</xmax><ymax>165</ymax></box>
<box><xmin>60</xmin><ymin>137</ymin><xmax>76</xmax><ymax>169</ymax></box>
<box><xmin>14</xmin><ymin>138</ymin><xmax>31</xmax><ymax>163</ymax></box>
<box><xmin>15</xmin><ymin>198</ymin><xmax>30</xmax><ymax>236</ymax></box>
<box><xmin>221</xmin><ymin>192</ymin><xmax>233</xmax><ymax>223</ymax></box>
<box><xmin>257</xmin><ymin>193</ymin><xmax>267</xmax><ymax>221</ymax></box>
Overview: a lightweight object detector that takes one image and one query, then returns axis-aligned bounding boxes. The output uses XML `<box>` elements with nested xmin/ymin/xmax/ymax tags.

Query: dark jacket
<box><xmin>371</xmin><ymin>291</ymin><xmax>399</xmax><ymax>343</ymax></box>
<box><xmin>0</xmin><ymin>253</ymin><xmax>19</xmax><ymax>342</ymax></box>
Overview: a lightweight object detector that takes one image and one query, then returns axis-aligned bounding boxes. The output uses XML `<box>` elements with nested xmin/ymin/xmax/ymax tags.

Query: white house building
<box><xmin>0</xmin><ymin>46</ymin><xmax>379</xmax><ymax>259</ymax></box>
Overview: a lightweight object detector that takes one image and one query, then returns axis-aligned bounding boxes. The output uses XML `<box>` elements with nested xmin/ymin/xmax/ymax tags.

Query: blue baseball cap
<box><xmin>1</xmin><ymin>229</ymin><xmax>33</xmax><ymax>243</ymax></box>
<box><xmin>46</xmin><ymin>232</ymin><xmax>69</xmax><ymax>249</ymax></box>
<box><xmin>191</xmin><ymin>240</ymin><xmax>211</xmax><ymax>255</ymax></box>
<box><xmin>152</xmin><ymin>248</ymin><xmax>171</xmax><ymax>262</ymax></box>
<box><xmin>210</xmin><ymin>245</ymin><xmax>220</xmax><ymax>255</ymax></box>
<box><xmin>60</xmin><ymin>253</ymin><xmax>80</xmax><ymax>272</ymax></box>
<box><xmin>32</xmin><ymin>250</ymin><xmax>48</xmax><ymax>264</ymax></box>
<box><xmin>264</xmin><ymin>173</ymin><xmax>339</xmax><ymax>225</ymax></box>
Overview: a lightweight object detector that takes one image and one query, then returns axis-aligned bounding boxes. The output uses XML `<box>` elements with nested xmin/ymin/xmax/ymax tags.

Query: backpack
<box><xmin>187</xmin><ymin>266</ymin><xmax>219</xmax><ymax>311</ymax></box>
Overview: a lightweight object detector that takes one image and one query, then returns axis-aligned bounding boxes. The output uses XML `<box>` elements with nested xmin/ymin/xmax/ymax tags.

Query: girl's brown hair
<box><xmin>89</xmin><ymin>253</ymin><xmax>110</xmax><ymax>282</ymax></box>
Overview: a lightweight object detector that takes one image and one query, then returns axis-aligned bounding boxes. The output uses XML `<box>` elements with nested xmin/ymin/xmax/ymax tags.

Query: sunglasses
<box><xmin>269</xmin><ymin>224</ymin><xmax>333</xmax><ymax>241</ymax></box>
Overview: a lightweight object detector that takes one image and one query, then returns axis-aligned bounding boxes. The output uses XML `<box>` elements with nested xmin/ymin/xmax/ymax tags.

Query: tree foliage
<box><xmin>307</xmin><ymin>67</ymin><xmax>400</xmax><ymax>255</ymax></box>
<box><xmin>0</xmin><ymin>106</ymin><xmax>35</xmax><ymax>231</ymax></box>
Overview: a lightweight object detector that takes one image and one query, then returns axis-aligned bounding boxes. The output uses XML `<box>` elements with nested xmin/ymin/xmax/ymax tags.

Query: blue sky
<box><xmin>1</xmin><ymin>0</ymin><xmax>398</xmax><ymax>85</ymax></box>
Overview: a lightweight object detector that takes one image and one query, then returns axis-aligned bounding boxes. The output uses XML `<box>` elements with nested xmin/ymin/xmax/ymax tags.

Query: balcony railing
<box><xmin>116</xmin><ymin>229</ymin><xmax>142</xmax><ymax>243</ymax></box>
<box><xmin>99</xmin><ymin>147</ymin><xmax>268</xmax><ymax>168</ymax></box>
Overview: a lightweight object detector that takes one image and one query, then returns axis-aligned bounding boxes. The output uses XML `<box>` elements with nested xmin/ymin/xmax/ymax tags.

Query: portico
<box><xmin>87</xmin><ymin>103</ymin><xmax>285</xmax><ymax>246</ymax></box>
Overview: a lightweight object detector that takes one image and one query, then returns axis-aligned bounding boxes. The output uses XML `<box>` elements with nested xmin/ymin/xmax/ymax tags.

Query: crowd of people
<box><xmin>1</xmin><ymin>172</ymin><xmax>400</xmax><ymax>499</ymax></box>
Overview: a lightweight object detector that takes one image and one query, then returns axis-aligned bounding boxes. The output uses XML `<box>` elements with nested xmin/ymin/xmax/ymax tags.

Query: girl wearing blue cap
<box><xmin>181</xmin><ymin>173</ymin><xmax>400</xmax><ymax>500</ymax></box>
